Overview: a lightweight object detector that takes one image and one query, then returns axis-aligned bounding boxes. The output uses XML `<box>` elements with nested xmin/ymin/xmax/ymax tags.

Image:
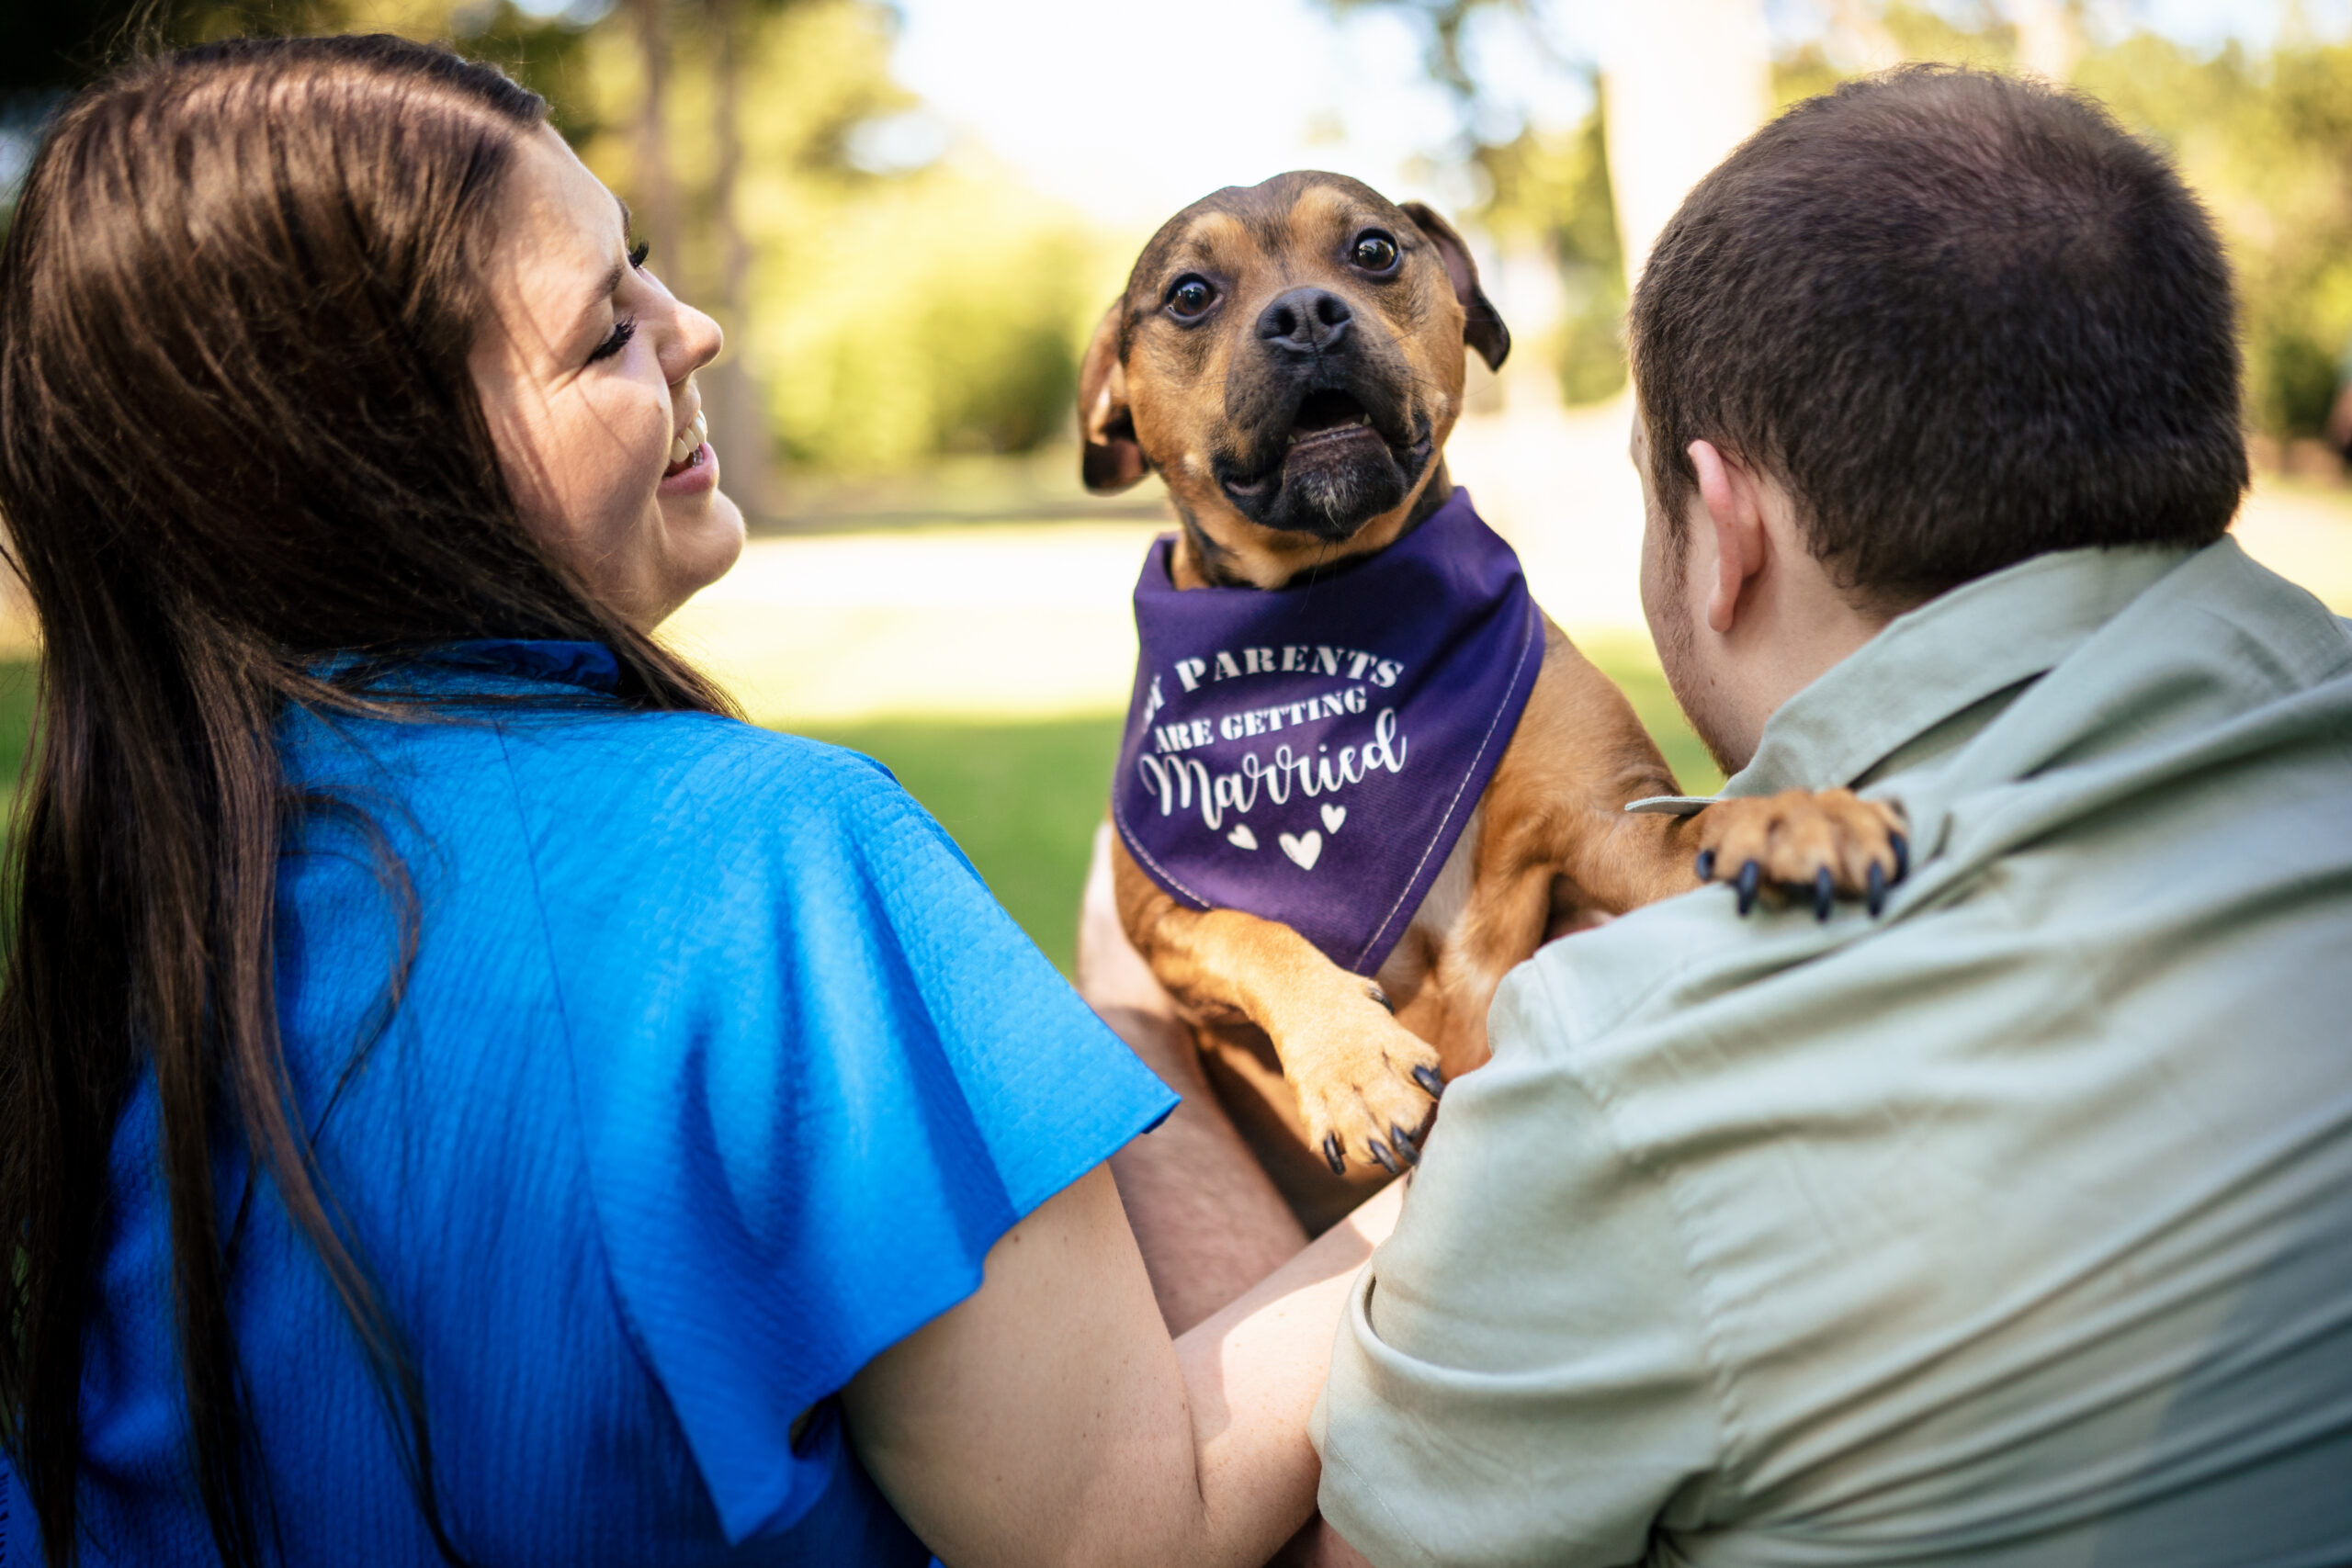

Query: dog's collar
<box><xmin>1113</xmin><ymin>489</ymin><xmax>1541</xmax><ymax>975</ymax></box>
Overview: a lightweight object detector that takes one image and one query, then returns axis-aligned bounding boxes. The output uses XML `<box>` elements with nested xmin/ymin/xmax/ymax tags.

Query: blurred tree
<box><xmin>1781</xmin><ymin>4</ymin><xmax>2352</xmax><ymax>446</ymax></box>
<box><xmin>1</xmin><ymin>0</ymin><xmax>339</xmax><ymax>101</ymax></box>
<box><xmin>2079</xmin><ymin>32</ymin><xmax>2352</xmax><ymax>442</ymax></box>
<box><xmin>576</xmin><ymin>0</ymin><xmax>1112</xmax><ymax>476</ymax></box>
<box><xmin>1345</xmin><ymin>0</ymin><xmax>2350</xmax><ymax>446</ymax></box>
<box><xmin>623</xmin><ymin>0</ymin><xmax>684</xmax><ymax>267</ymax></box>
<box><xmin>2</xmin><ymin>0</ymin><xmax>614</xmax><ymax>229</ymax></box>
<box><xmin>702</xmin><ymin>0</ymin><xmax>764</xmax><ymax>508</ymax></box>
<box><xmin>4</xmin><ymin>0</ymin><xmax>1114</xmax><ymax>482</ymax></box>
<box><xmin>1323</xmin><ymin>0</ymin><xmax>1516</xmax><ymax>107</ymax></box>
<box><xmin>1322</xmin><ymin>0</ymin><xmax>1633</xmax><ymax>405</ymax></box>
<box><xmin>1601</xmin><ymin>0</ymin><xmax>1770</xmax><ymax>281</ymax></box>
<box><xmin>0</xmin><ymin>0</ymin><xmax>337</xmax><ymax>232</ymax></box>
<box><xmin>607</xmin><ymin>0</ymin><xmax>767</xmax><ymax>507</ymax></box>
<box><xmin>1321</xmin><ymin>0</ymin><xmax>1778</xmax><ymax>408</ymax></box>
<box><xmin>684</xmin><ymin>0</ymin><xmax>804</xmax><ymax>512</ymax></box>
<box><xmin>2008</xmin><ymin>0</ymin><xmax>2080</xmax><ymax>80</ymax></box>
<box><xmin>1479</xmin><ymin>114</ymin><xmax>1624</xmax><ymax>404</ymax></box>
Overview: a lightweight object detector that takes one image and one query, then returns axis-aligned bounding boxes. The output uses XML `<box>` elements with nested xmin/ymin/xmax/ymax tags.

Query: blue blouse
<box><xmin>6</xmin><ymin>643</ymin><xmax>1175</xmax><ymax>1564</ymax></box>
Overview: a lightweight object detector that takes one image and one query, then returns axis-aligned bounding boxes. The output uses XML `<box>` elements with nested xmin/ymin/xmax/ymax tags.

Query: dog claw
<box><xmin>1389</xmin><ymin>1124</ymin><xmax>1419</xmax><ymax>1165</ymax></box>
<box><xmin>1867</xmin><ymin>861</ymin><xmax>1887</xmax><ymax>917</ymax></box>
<box><xmin>1323</xmin><ymin>1134</ymin><xmax>1346</xmax><ymax>1176</ymax></box>
<box><xmin>1814</xmin><ymin>867</ymin><xmax>1835</xmax><ymax>922</ymax></box>
<box><xmin>1736</xmin><ymin>860</ymin><xmax>1762</xmax><ymax>915</ymax></box>
<box><xmin>1369</xmin><ymin>1137</ymin><xmax>1401</xmax><ymax>1176</ymax></box>
<box><xmin>1412</xmin><ymin>1065</ymin><xmax>1446</xmax><ymax>1100</ymax></box>
<box><xmin>1891</xmin><ymin>831</ymin><xmax>1910</xmax><ymax>884</ymax></box>
<box><xmin>1365</xmin><ymin>982</ymin><xmax>1394</xmax><ymax>1014</ymax></box>
<box><xmin>1695</xmin><ymin>848</ymin><xmax>1717</xmax><ymax>882</ymax></box>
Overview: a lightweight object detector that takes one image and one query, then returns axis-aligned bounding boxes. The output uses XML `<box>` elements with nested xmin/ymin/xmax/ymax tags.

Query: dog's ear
<box><xmin>1399</xmin><ymin>201</ymin><xmax>1510</xmax><ymax>373</ymax></box>
<box><xmin>1079</xmin><ymin>300</ymin><xmax>1147</xmax><ymax>493</ymax></box>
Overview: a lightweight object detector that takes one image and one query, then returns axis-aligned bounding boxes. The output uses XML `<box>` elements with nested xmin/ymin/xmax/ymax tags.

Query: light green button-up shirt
<box><xmin>1313</xmin><ymin>539</ymin><xmax>2352</xmax><ymax>1567</ymax></box>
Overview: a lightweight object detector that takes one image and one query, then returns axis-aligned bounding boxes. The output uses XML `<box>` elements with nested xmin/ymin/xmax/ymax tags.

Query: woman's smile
<box><xmin>664</xmin><ymin>408</ymin><xmax>710</xmax><ymax>478</ymax></box>
<box><xmin>661</xmin><ymin>406</ymin><xmax>717</xmax><ymax>495</ymax></box>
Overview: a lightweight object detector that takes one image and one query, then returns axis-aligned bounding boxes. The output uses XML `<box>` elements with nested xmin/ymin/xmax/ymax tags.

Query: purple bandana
<box><xmin>1113</xmin><ymin>489</ymin><xmax>1542</xmax><ymax>976</ymax></box>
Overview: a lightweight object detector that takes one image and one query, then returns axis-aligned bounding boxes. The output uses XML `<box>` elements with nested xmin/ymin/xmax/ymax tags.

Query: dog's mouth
<box><xmin>1284</xmin><ymin>389</ymin><xmax>1378</xmax><ymax>449</ymax></box>
<box><xmin>1216</xmin><ymin>386</ymin><xmax>1430</xmax><ymax>538</ymax></box>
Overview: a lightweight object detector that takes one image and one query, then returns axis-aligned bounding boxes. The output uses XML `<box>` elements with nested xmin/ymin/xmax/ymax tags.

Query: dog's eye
<box><xmin>1165</xmin><ymin>276</ymin><xmax>1217</xmax><ymax>319</ymax></box>
<box><xmin>1351</xmin><ymin>231</ymin><xmax>1399</xmax><ymax>274</ymax></box>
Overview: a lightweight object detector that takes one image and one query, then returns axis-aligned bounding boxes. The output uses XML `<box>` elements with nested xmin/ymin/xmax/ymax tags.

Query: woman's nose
<box><xmin>662</xmin><ymin>298</ymin><xmax>724</xmax><ymax>385</ymax></box>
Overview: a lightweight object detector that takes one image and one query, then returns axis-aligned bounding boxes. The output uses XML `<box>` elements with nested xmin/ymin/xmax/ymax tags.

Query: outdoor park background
<box><xmin>6</xmin><ymin>0</ymin><xmax>2352</xmax><ymax>969</ymax></box>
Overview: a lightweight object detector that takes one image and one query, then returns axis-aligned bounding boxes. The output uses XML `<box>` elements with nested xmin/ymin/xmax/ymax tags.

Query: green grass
<box><xmin>0</xmin><ymin>647</ymin><xmax>1717</xmax><ymax>976</ymax></box>
<box><xmin>1583</xmin><ymin>636</ymin><xmax>1724</xmax><ymax>803</ymax></box>
<box><xmin>0</xmin><ymin>661</ymin><xmax>35</xmax><ymax>810</ymax></box>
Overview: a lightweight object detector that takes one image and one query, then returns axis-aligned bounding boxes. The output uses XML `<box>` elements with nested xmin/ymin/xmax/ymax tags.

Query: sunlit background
<box><xmin>6</xmin><ymin>0</ymin><xmax>2351</xmax><ymax>964</ymax></box>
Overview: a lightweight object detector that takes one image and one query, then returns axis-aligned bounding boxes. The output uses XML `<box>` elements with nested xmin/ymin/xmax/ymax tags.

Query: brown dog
<box><xmin>1081</xmin><ymin>173</ymin><xmax>1903</xmax><ymax>1225</ymax></box>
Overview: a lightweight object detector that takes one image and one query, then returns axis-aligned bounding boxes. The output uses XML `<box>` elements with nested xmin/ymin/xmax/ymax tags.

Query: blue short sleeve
<box><xmin>501</xmin><ymin>722</ymin><xmax>1175</xmax><ymax>1546</ymax></box>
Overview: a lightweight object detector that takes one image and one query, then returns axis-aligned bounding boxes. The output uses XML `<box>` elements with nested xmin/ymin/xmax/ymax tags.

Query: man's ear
<box><xmin>1078</xmin><ymin>301</ymin><xmax>1147</xmax><ymax>494</ymax></box>
<box><xmin>1689</xmin><ymin>439</ymin><xmax>1769</xmax><ymax>636</ymax></box>
<box><xmin>1399</xmin><ymin>201</ymin><xmax>1510</xmax><ymax>373</ymax></box>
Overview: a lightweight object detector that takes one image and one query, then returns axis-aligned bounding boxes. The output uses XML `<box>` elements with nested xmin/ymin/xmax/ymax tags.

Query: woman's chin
<box><xmin>638</xmin><ymin>484</ymin><xmax>745</xmax><ymax>628</ymax></box>
<box><xmin>702</xmin><ymin>489</ymin><xmax>748</xmax><ymax>580</ymax></box>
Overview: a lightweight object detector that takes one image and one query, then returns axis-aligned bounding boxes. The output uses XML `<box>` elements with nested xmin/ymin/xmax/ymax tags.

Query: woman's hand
<box><xmin>843</xmin><ymin>1166</ymin><xmax>1404</xmax><ymax>1568</ymax></box>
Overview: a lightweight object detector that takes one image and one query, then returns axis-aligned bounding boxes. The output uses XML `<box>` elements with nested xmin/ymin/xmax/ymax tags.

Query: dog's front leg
<box><xmin>1425</xmin><ymin>858</ymin><xmax>1555</xmax><ymax>1077</ymax></box>
<box><xmin>1578</xmin><ymin>791</ymin><xmax>1909</xmax><ymax>918</ymax></box>
<box><xmin>1113</xmin><ymin>836</ymin><xmax>1442</xmax><ymax>1176</ymax></box>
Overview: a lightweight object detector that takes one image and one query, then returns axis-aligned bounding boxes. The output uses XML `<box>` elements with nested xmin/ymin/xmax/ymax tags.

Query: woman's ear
<box><xmin>1079</xmin><ymin>302</ymin><xmax>1147</xmax><ymax>493</ymax></box>
<box><xmin>1399</xmin><ymin>201</ymin><xmax>1510</xmax><ymax>373</ymax></box>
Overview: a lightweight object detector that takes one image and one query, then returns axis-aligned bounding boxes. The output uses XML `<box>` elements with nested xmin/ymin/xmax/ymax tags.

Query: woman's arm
<box><xmin>1076</xmin><ymin>824</ymin><xmax>1308</xmax><ymax>1331</ymax></box>
<box><xmin>842</xmin><ymin>1164</ymin><xmax>1404</xmax><ymax>1568</ymax></box>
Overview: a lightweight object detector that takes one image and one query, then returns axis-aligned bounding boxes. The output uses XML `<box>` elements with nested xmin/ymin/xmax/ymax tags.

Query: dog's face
<box><xmin>1080</xmin><ymin>172</ymin><xmax>1508</xmax><ymax>586</ymax></box>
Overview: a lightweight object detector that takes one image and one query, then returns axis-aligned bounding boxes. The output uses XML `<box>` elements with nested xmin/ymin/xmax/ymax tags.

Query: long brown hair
<box><xmin>0</xmin><ymin>35</ymin><xmax>734</xmax><ymax>1566</ymax></box>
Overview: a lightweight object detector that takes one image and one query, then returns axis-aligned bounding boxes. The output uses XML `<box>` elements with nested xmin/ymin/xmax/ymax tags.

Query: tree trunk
<box><xmin>702</xmin><ymin>0</ymin><xmax>774</xmax><ymax>519</ymax></box>
<box><xmin>1824</xmin><ymin>0</ymin><xmax>1904</xmax><ymax>73</ymax></box>
<box><xmin>627</xmin><ymin>0</ymin><xmax>684</xmax><ymax>277</ymax></box>
<box><xmin>1600</xmin><ymin>0</ymin><xmax>1772</xmax><ymax>288</ymax></box>
<box><xmin>2007</xmin><ymin>0</ymin><xmax>2081</xmax><ymax>82</ymax></box>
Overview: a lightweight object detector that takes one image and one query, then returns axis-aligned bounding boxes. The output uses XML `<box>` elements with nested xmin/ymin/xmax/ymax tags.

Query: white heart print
<box><xmin>1279</xmin><ymin>829</ymin><xmax>1323</xmax><ymax>870</ymax></box>
<box><xmin>1320</xmin><ymin>803</ymin><xmax>1347</xmax><ymax>834</ymax></box>
<box><xmin>1227</xmin><ymin>824</ymin><xmax>1259</xmax><ymax>851</ymax></box>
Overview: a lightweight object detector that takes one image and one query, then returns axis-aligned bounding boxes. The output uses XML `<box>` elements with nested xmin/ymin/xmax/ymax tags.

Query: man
<box><xmin>1091</xmin><ymin>64</ymin><xmax>2352</xmax><ymax>1566</ymax></box>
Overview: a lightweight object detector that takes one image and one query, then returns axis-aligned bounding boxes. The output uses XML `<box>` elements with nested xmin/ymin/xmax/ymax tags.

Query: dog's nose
<box><xmin>1257</xmin><ymin>288</ymin><xmax>1351</xmax><ymax>356</ymax></box>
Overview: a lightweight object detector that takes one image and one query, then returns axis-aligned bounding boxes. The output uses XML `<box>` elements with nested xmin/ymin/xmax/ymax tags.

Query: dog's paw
<box><xmin>1283</xmin><ymin>980</ymin><xmax>1445</xmax><ymax>1177</ymax></box>
<box><xmin>1693</xmin><ymin>788</ymin><xmax>1909</xmax><ymax>919</ymax></box>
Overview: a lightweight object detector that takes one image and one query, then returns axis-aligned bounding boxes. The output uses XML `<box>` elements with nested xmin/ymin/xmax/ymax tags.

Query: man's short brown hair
<box><xmin>1628</xmin><ymin>65</ymin><xmax>2246</xmax><ymax>608</ymax></box>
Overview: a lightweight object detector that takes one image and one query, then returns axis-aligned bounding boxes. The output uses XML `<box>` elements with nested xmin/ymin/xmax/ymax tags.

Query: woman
<box><xmin>0</xmin><ymin>36</ymin><xmax>1395</xmax><ymax>1567</ymax></box>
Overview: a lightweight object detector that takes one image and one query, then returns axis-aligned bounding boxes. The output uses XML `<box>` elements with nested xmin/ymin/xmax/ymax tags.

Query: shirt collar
<box><xmin>1627</xmin><ymin>544</ymin><xmax>2197</xmax><ymax>817</ymax></box>
<box><xmin>426</xmin><ymin>639</ymin><xmax>621</xmax><ymax>694</ymax></box>
<box><xmin>1730</xmin><ymin>545</ymin><xmax>2197</xmax><ymax>796</ymax></box>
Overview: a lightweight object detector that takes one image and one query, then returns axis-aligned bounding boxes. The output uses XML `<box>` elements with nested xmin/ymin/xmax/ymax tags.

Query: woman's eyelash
<box><xmin>587</xmin><ymin>244</ymin><xmax>649</xmax><ymax>362</ymax></box>
<box><xmin>589</xmin><ymin>317</ymin><xmax>637</xmax><ymax>364</ymax></box>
